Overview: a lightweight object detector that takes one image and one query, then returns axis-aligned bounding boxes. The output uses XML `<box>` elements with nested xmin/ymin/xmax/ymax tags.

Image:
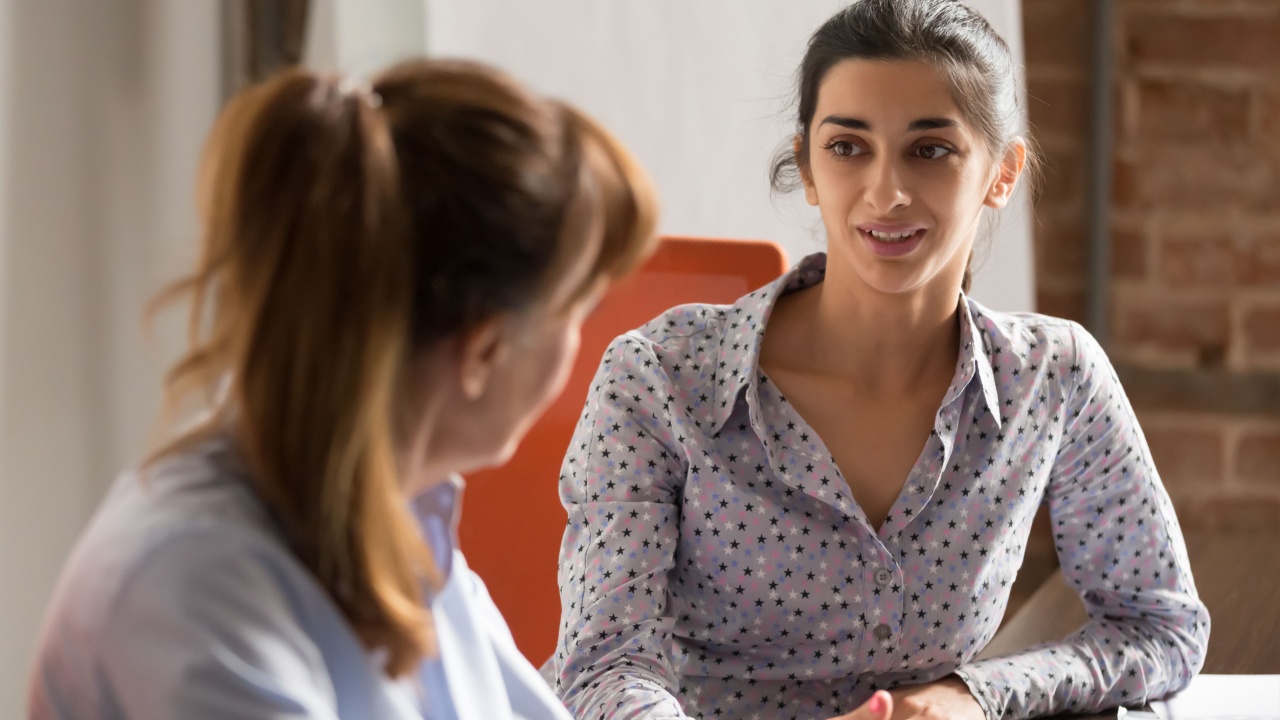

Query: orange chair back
<box><xmin>457</xmin><ymin>236</ymin><xmax>789</xmax><ymax>662</ymax></box>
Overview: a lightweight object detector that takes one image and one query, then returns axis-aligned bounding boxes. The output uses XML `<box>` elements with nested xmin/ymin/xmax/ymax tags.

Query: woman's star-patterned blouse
<box><xmin>552</xmin><ymin>253</ymin><xmax>1209</xmax><ymax>720</ymax></box>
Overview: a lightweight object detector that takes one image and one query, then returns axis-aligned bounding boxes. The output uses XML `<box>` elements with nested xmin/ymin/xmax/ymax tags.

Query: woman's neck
<box><xmin>763</xmin><ymin>261</ymin><xmax>963</xmax><ymax>399</ymax></box>
<box><xmin>397</xmin><ymin>350</ymin><xmax>456</xmax><ymax>494</ymax></box>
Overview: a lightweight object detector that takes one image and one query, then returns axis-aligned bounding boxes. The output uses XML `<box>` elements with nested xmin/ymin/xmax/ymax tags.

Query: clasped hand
<box><xmin>828</xmin><ymin>676</ymin><xmax>984</xmax><ymax>720</ymax></box>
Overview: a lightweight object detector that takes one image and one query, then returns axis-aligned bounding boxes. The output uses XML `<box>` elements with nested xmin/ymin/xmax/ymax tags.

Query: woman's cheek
<box><xmin>548</xmin><ymin>323</ymin><xmax>581</xmax><ymax>397</ymax></box>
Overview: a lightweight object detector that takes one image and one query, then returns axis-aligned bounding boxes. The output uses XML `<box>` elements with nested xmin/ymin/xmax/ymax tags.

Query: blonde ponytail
<box><xmin>149</xmin><ymin>59</ymin><xmax>657</xmax><ymax>676</ymax></box>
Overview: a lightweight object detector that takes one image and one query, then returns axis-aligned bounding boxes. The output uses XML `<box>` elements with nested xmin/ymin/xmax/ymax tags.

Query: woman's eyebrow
<box><xmin>908</xmin><ymin>117</ymin><xmax>959</xmax><ymax>131</ymax></box>
<box><xmin>817</xmin><ymin>115</ymin><xmax>960</xmax><ymax>131</ymax></box>
<box><xmin>818</xmin><ymin>115</ymin><xmax>870</xmax><ymax>130</ymax></box>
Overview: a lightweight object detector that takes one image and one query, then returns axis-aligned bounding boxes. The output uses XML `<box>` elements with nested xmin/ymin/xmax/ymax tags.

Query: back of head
<box><xmin>152</xmin><ymin>59</ymin><xmax>657</xmax><ymax>676</ymax></box>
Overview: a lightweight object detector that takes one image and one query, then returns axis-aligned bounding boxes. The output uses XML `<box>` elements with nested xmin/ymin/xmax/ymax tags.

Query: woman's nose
<box><xmin>864</xmin><ymin>156</ymin><xmax>911</xmax><ymax>214</ymax></box>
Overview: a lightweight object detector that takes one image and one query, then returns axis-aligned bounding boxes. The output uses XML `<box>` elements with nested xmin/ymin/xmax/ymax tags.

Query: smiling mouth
<box><xmin>857</xmin><ymin>226</ymin><xmax>926</xmax><ymax>257</ymax></box>
<box><xmin>865</xmin><ymin>228</ymin><xmax>920</xmax><ymax>243</ymax></box>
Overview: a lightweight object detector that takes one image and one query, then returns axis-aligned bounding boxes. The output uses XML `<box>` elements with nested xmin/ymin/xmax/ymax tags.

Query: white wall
<box><xmin>305</xmin><ymin>0</ymin><xmax>425</xmax><ymax>77</ymax></box>
<box><xmin>0</xmin><ymin>1</ymin><xmax>219</xmax><ymax>715</ymax></box>
<box><xmin>422</xmin><ymin>0</ymin><xmax>1036</xmax><ymax>312</ymax></box>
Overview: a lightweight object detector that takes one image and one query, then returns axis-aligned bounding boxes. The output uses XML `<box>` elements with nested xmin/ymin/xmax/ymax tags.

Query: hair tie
<box><xmin>339</xmin><ymin>76</ymin><xmax>382</xmax><ymax>109</ymax></box>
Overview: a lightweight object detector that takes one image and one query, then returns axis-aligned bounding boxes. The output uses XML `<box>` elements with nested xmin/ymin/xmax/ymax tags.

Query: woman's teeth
<box><xmin>868</xmin><ymin>229</ymin><xmax>916</xmax><ymax>242</ymax></box>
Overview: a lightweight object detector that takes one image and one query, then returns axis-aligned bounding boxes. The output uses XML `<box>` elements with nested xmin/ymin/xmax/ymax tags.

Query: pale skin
<box><xmin>397</xmin><ymin>214</ymin><xmax>607</xmax><ymax>494</ymax></box>
<box><xmin>759</xmin><ymin>59</ymin><xmax>1025</xmax><ymax>720</ymax></box>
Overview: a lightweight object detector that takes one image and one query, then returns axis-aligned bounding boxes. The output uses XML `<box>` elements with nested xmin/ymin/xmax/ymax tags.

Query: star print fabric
<box><xmin>553</xmin><ymin>253</ymin><xmax>1208</xmax><ymax>720</ymax></box>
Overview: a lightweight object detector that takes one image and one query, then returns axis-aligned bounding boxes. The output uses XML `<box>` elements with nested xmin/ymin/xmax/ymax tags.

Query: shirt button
<box><xmin>874</xmin><ymin>624</ymin><xmax>892</xmax><ymax>640</ymax></box>
<box><xmin>874</xmin><ymin>569</ymin><xmax>892</xmax><ymax>586</ymax></box>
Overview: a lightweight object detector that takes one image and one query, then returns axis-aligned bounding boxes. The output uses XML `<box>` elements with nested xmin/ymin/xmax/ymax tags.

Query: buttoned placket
<box><xmin>705</xmin><ymin>267</ymin><xmax>1006</xmax><ymax>685</ymax></box>
<box><xmin>746</xmin><ymin>383</ymin><xmax>978</xmax><ymax>679</ymax></box>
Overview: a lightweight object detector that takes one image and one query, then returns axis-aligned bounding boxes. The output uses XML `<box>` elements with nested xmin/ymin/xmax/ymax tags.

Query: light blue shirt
<box><xmin>29</xmin><ymin>435</ymin><xmax>572</xmax><ymax>720</ymax></box>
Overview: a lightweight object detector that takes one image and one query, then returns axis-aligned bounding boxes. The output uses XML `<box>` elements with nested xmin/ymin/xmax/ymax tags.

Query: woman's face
<box><xmin>800</xmin><ymin>59</ymin><xmax>1019</xmax><ymax>298</ymax></box>
<box><xmin>476</xmin><ymin>272</ymin><xmax>602</xmax><ymax>468</ymax></box>
<box><xmin>408</xmin><ymin>228</ymin><xmax>605</xmax><ymax>485</ymax></box>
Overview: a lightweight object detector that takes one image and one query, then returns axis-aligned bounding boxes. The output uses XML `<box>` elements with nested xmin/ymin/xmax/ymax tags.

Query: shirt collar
<box><xmin>710</xmin><ymin>253</ymin><xmax>827</xmax><ymax>433</ymax></box>
<box><xmin>709</xmin><ymin>252</ymin><xmax>1002</xmax><ymax>433</ymax></box>
<box><xmin>955</xmin><ymin>294</ymin><xmax>1003</xmax><ymax>429</ymax></box>
<box><xmin>410</xmin><ymin>474</ymin><xmax>465</xmax><ymax>583</ymax></box>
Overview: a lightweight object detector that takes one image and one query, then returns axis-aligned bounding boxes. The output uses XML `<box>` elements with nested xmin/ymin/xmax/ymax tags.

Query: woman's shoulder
<box><xmin>589</xmin><ymin>301</ymin><xmax>736</xmax><ymax>383</ymax></box>
<box><xmin>626</xmin><ymin>300</ymin><xmax>739</xmax><ymax>347</ymax></box>
<box><xmin>43</xmin><ymin>438</ymin><xmax>314</xmax><ymax>644</ymax></box>
<box><xmin>31</xmin><ymin>439</ymin><xmax>385</xmax><ymax>720</ymax></box>
<box><xmin>601</xmin><ymin>275</ymin><xmax>783</xmax><ymax>373</ymax></box>
<box><xmin>623</xmin><ymin>266</ymin><xmax>786</xmax><ymax>347</ymax></box>
<box><xmin>966</xmin><ymin>297</ymin><xmax>1108</xmax><ymax>371</ymax></box>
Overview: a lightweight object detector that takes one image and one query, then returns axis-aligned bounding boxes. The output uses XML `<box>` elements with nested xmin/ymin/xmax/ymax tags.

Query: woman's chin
<box><xmin>489</xmin><ymin>440</ymin><xmax>521</xmax><ymax>468</ymax></box>
<box><xmin>855</xmin><ymin>267</ymin><xmax>932</xmax><ymax>296</ymax></box>
<box><xmin>477</xmin><ymin>432</ymin><xmax>526</xmax><ymax>473</ymax></box>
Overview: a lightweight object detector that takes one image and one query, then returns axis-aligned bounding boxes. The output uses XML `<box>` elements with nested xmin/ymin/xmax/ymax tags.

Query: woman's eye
<box><xmin>827</xmin><ymin>140</ymin><xmax>859</xmax><ymax>157</ymax></box>
<box><xmin>914</xmin><ymin>144</ymin><xmax>954</xmax><ymax>160</ymax></box>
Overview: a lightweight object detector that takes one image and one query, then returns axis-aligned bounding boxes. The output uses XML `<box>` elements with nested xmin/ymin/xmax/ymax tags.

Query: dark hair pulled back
<box><xmin>771</xmin><ymin>0</ymin><xmax>1038</xmax><ymax>292</ymax></box>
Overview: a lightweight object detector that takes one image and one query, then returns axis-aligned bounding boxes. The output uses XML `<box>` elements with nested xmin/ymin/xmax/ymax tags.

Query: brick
<box><xmin>1262</xmin><ymin>89</ymin><xmax>1280</xmax><ymax>141</ymax></box>
<box><xmin>1038</xmin><ymin>149</ymin><xmax>1084</xmax><ymax>208</ymax></box>
<box><xmin>1243</xmin><ymin>304</ymin><xmax>1280</xmax><ymax>355</ymax></box>
<box><xmin>1023</xmin><ymin>0</ymin><xmax>1093</xmax><ymax>69</ymax></box>
<box><xmin>1112</xmin><ymin>146</ymin><xmax>1280</xmax><ymax>212</ymax></box>
<box><xmin>1119</xmin><ymin>366</ymin><xmax>1280</xmax><ymax>418</ymax></box>
<box><xmin>1170</xmin><ymin>493</ymin><xmax>1280</xmax><ymax>534</ymax></box>
<box><xmin>1044</xmin><ymin>223</ymin><xmax>1146</xmax><ymax>282</ymax></box>
<box><xmin>1237</xmin><ymin>428</ymin><xmax>1280</xmax><ymax>487</ymax></box>
<box><xmin>1112</xmin><ymin>157</ymin><xmax>1139</xmax><ymax>209</ymax></box>
<box><xmin>1136</xmin><ymin>79</ymin><xmax>1251</xmax><ymax>144</ymax></box>
<box><xmin>1151</xmin><ymin>233</ymin><xmax>1280</xmax><ymax>288</ymax></box>
<box><xmin>1036</xmin><ymin>285</ymin><xmax>1087</xmax><ymax>324</ymax></box>
<box><xmin>1036</xmin><ymin>220</ymin><xmax>1087</xmax><ymax>280</ymax></box>
<box><xmin>1159</xmin><ymin>233</ymin><xmax>1235</xmax><ymax>287</ymax></box>
<box><xmin>1028</xmin><ymin>75</ymin><xmax>1090</xmax><ymax>141</ymax></box>
<box><xmin>1127</xmin><ymin>13</ymin><xmax>1280</xmax><ymax>69</ymax></box>
<box><xmin>1114</xmin><ymin>296</ymin><xmax>1232</xmax><ymax>363</ymax></box>
<box><xmin>1143</xmin><ymin>421</ymin><xmax>1227</xmax><ymax>491</ymax></box>
<box><xmin>1020</xmin><ymin>0</ymin><xmax>1280</xmax><ymax>528</ymax></box>
<box><xmin>1237</xmin><ymin>233</ymin><xmax>1280</xmax><ymax>287</ymax></box>
<box><xmin>1111</xmin><ymin>225</ymin><xmax>1147</xmax><ymax>279</ymax></box>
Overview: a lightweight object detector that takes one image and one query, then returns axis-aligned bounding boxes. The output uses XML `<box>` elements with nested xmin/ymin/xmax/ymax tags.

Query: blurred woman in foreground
<box><xmin>29</xmin><ymin>58</ymin><xmax>656</xmax><ymax>719</ymax></box>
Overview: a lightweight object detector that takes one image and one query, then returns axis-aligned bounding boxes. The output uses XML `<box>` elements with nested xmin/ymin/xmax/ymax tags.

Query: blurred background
<box><xmin>0</xmin><ymin>0</ymin><xmax>1276</xmax><ymax>716</ymax></box>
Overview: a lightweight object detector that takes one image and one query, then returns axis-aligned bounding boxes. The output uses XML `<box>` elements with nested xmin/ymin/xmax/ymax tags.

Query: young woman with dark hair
<box><xmin>553</xmin><ymin>2</ymin><xmax>1207</xmax><ymax>719</ymax></box>
<box><xmin>29</xmin><ymin>58</ymin><xmax>657</xmax><ymax>720</ymax></box>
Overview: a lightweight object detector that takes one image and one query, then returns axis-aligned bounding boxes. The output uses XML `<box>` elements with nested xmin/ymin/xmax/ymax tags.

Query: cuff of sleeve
<box><xmin>953</xmin><ymin>666</ymin><xmax>1002</xmax><ymax>720</ymax></box>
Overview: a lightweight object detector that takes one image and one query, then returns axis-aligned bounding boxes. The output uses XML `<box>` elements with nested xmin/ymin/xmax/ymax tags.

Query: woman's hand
<box><xmin>827</xmin><ymin>677</ymin><xmax>983</xmax><ymax>720</ymax></box>
<box><xmin>829</xmin><ymin>690</ymin><xmax>894</xmax><ymax>720</ymax></box>
<box><xmin>887</xmin><ymin>676</ymin><xmax>984</xmax><ymax>720</ymax></box>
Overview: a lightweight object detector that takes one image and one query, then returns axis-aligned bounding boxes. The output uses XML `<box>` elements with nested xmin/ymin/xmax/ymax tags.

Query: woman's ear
<box><xmin>455</xmin><ymin>316</ymin><xmax>509</xmax><ymax>401</ymax></box>
<box><xmin>983</xmin><ymin>139</ymin><xmax>1027</xmax><ymax>210</ymax></box>
<box><xmin>795</xmin><ymin>134</ymin><xmax>819</xmax><ymax>207</ymax></box>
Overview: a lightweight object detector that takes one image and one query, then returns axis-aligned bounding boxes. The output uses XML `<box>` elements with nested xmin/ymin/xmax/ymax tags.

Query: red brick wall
<box><xmin>1007</xmin><ymin>0</ymin><xmax>1280</xmax><ymax>614</ymax></box>
<box><xmin>1024</xmin><ymin>0</ymin><xmax>1280</xmax><ymax>534</ymax></box>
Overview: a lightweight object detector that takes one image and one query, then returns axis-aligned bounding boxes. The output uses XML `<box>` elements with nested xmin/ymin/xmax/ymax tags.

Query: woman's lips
<box><xmin>858</xmin><ymin>227</ymin><xmax>925</xmax><ymax>257</ymax></box>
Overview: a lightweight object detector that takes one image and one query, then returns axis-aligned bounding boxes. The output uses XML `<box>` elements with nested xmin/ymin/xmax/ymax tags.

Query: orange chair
<box><xmin>457</xmin><ymin>236</ymin><xmax>789</xmax><ymax>663</ymax></box>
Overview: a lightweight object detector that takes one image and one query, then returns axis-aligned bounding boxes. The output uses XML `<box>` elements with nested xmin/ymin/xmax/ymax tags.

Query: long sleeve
<box><xmin>46</xmin><ymin>527</ymin><xmax>348</xmax><ymax>720</ymax></box>
<box><xmin>954</xmin><ymin>324</ymin><xmax>1210</xmax><ymax>719</ymax></box>
<box><xmin>553</xmin><ymin>335</ymin><xmax>692</xmax><ymax>719</ymax></box>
